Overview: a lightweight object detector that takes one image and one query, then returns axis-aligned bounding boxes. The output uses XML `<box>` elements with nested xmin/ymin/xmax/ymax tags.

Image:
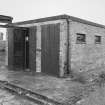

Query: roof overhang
<box><xmin>0</xmin><ymin>15</ymin><xmax>13</xmax><ymax>23</ymax></box>
<box><xmin>13</xmin><ymin>14</ymin><xmax>105</xmax><ymax>29</ymax></box>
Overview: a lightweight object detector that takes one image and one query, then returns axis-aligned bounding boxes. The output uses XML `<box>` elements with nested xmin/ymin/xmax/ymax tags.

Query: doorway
<box><xmin>8</xmin><ymin>27</ymin><xmax>29</xmax><ymax>70</ymax></box>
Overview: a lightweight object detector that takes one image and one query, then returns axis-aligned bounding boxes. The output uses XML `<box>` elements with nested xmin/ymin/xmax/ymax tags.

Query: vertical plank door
<box><xmin>29</xmin><ymin>26</ymin><xmax>36</xmax><ymax>72</ymax></box>
<box><xmin>41</xmin><ymin>23</ymin><xmax>60</xmax><ymax>76</ymax></box>
<box><xmin>8</xmin><ymin>28</ymin><xmax>14</xmax><ymax>69</ymax></box>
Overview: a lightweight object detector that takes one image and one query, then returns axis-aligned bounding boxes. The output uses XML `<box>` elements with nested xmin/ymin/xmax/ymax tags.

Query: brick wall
<box><xmin>69</xmin><ymin>20</ymin><xmax>105</xmax><ymax>75</ymax></box>
<box><xmin>59</xmin><ymin>21</ymin><xmax>68</xmax><ymax>76</ymax></box>
<box><xmin>15</xmin><ymin>18</ymin><xmax>105</xmax><ymax>77</ymax></box>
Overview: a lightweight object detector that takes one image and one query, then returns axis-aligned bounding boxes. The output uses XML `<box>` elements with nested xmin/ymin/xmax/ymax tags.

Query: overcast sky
<box><xmin>0</xmin><ymin>0</ymin><xmax>105</xmax><ymax>25</ymax></box>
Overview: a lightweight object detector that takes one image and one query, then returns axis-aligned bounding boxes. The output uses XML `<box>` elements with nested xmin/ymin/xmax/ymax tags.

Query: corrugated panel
<box><xmin>41</xmin><ymin>23</ymin><xmax>60</xmax><ymax>76</ymax></box>
<box><xmin>29</xmin><ymin>26</ymin><xmax>36</xmax><ymax>72</ymax></box>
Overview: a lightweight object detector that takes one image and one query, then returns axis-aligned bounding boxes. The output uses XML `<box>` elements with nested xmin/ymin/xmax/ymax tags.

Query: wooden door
<box><xmin>29</xmin><ymin>26</ymin><xmax>36</xmax><ymax>72</ymax></box>
<box><xmin>41</xmin><ymin>23</ymin><xmax>60</xmax><ymax>76</ymax></box>
<box><xmin>8</xmin><ymin>28</ymin><xmax>14</xmax><ymax>69</ymax></box>
<box><xmin>8</xmin><ymin>27</ymin><xmax>27</xmax><ymax>70</ymax></box>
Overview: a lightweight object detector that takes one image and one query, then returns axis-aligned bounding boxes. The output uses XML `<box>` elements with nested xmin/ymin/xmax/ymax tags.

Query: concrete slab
<box><xmin>0</xmin><ymin>68</ymin><xmax>99</xmax><ymax>104</ymax></box>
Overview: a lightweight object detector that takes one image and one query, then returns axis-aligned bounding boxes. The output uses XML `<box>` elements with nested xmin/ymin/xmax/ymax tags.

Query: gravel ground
<box><xmin>0</xmin><ymin>69</ymin><xmax>105</xmax><ymax>105</ymax></box>
<box><xmin>0</xmin><ymin>68</ymin><xmax>96</xmax><ymax>105</ymax></box>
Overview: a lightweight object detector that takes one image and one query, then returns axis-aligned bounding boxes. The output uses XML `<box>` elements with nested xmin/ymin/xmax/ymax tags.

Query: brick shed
<box><xmin>7</xmin><ymin>14</ymin><xmax>105</xmax><ymax>77</ymax></box>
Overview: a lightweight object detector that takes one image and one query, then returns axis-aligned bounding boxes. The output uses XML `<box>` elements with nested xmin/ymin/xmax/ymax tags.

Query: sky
<box><xmin>0</xmin><ymin>0</ymin><xmax>105</xmax><ymax>25</ymax></box>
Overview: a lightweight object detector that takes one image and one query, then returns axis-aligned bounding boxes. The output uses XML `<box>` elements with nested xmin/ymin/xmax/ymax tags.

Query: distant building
<box><xmin>8</xmin><ymin>14</ymin><xmax>105</xmax><ymax>77</ymax></box>
<box><xmin>0</xmin><ymin>32</ymin><xmax>3</xmax><ymax>40</ymax></box>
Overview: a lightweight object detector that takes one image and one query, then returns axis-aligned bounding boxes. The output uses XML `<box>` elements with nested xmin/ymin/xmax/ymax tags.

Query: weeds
<box><xmin>93</xmin><ymin>71</ymin><xmax>105</xmax><ymax>87</ymax></box>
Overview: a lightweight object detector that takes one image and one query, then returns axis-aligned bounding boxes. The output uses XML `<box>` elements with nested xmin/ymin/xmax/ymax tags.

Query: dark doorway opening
<box><xmin>8</xmin><ymin>27</ymin><xmax>29</xmax><ymax>71</ymax></box>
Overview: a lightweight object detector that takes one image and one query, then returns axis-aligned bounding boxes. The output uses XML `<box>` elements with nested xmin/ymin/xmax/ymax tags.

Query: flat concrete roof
<box><xmin>13</xmin><ymin>14</ymin><xmax>105</xmax><ymax>29</ymax></box>
<box><xmin>0</xmin><ymin>15</ymin><xmax>13</xmax><ymax>23</ymax></box>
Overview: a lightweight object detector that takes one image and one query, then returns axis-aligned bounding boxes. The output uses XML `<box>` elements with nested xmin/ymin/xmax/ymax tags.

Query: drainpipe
<box><xmin>66</xmin><ymin>18</ymin><xmax>70</xmax><ymax>75</ymax></box>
